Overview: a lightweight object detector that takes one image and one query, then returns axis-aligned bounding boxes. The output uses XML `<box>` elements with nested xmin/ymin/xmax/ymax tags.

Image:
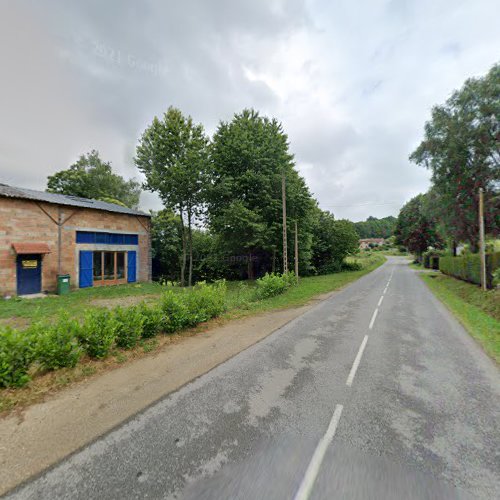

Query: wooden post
<box><xmin>294</xmin><ymin>220</ymin><xmax>299</xmax><ymax>278</ymax></box>
<box><xmin>479</xmin><ymin>188</ymin><xmax>487</xmax><ymax>291</ymax></box>
<box><xmin>282</xmin><ymin>172</ymin><xmax>288</xmax><ymax>273</ymax></box>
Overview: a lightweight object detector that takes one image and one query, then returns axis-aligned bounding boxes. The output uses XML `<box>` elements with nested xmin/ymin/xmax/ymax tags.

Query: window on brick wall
<box><xmin>91</xmin><ymin>251</ymin><xmax>127</xmax><ymax>285</ymax></box>
<box><xmin>76</xmin><ymin>231</ymin><xmax>138</xmax><ymax>245</ymax></box>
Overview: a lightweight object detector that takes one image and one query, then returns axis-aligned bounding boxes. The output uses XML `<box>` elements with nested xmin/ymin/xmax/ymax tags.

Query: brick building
<box><xmin>0</xmin><ymin>184</ymin><xmax>151</xmax><ymax>297</ymax></box>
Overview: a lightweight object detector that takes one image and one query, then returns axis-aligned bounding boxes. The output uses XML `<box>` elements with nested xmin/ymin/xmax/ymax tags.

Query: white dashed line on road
<box><xmin>346</xmin><ymin>335</ymin><xmax>369</xmax><ymax>387</ymax></box>
<box><xmin>293</xmin><ymin>404</ymin><xmax>344</xmax><ymax>500</ymax></box>
<box><xmin>294</xmin><ymin>266</ymin><xmax>393</xmax><ymax>499</ymax></box>
<box><xmin>369</xmin><ymin>308</ymin><xmax>379</xmax><ymax>330</ymax></box>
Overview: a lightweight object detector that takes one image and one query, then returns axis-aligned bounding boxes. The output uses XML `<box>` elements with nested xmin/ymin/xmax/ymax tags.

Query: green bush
<box><xmin>114</xmin><ymin>306</ymin><xmax>144</xmax><ymax>349</ymax></box>
<box><xmin>0</xmin><ymin>327</ymin><xmax>35</xmax><ymax>387</ymax></box>
<box><xmin>160</xmin><ymin>281</ymin><xmax>228</xmax><ymax>332</ymax></box>
<box><xmin>78</xmin><ymin>309</ymin><xmax>118</xmax><ymax>358</ymax></box>
<box><xmin>283</xmin><ymin>272</ymin><xmax>298</xmax><ymax>287</ymax></box>
<box><xmin>341</xmin><ymin>261</ymin><xmax>362</xmax><ymax>271</ymax></box>
<box><xmin>32</xmin><ymin>315</ymin><xmax>83</xmax><ymax>370</ymax></box>
<box><xmin>255</xmin><ymin>272</ymin><xmax>297</xmax><ymax>300</ymax></box>
<box><xmin>184</xmin><ymin>281</ymin><xmax>227</xmax><ymax>323</ymax></box>
<box><xmin>439</xmin><ymin>252</ymin><xmax>500</xmax><ymax>289</ymax></box>
<box><xmin>138</xmin><ymin>303</ymin><xmax>164</xmax><ymax>338</ymax></box>
<box><xmin>160</xmin><ymin>290</ymin><xmax>192</xmax><ymax>333</ymax></box>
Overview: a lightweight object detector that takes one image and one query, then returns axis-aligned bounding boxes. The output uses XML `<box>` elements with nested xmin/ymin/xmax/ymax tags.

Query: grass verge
<box><xmin>225</xmin><ymin>254</ymin><xmax>385</xmax><ymax>317</ymax></box>
<box><xmin>0</xmin><ymin>254</ymin><xmax>385</xmax><ymax>414</ymax></box>
<box><xmin>0</xmin><ymin>282</ymin><xmax>165</xmax><ymax>327</ymax></box>
<box><xmin>420</xmin><ymin>273</ymin><xmax>500</xmax><ymax>363</ymax></box>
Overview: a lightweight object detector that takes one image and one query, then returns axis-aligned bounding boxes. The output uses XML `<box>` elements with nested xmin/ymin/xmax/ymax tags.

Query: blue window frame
<box><xmin>76</xmin><ymin>231</ymin><xmax>138</xmax><ymax>245</ymax></box>
<box><xmin>75</xmin><ymin>231</ymin><xmax>95</xmax><ymax>244</ymax></box>
<box><xmin>124</xmin><ymin>234</ymin><xmax>138</xmax><ymax>245</ymax></box>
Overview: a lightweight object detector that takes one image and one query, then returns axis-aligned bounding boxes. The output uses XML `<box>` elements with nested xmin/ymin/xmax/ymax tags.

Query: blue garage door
<box><xmin>127</xmin><ymin>251</ymin><xmax>137</xmax><ymax>283</ymax></box>
<box><xmin>79</xmin><ymin>251</ymin><xmax>94</xmax><ymax>288</ymax></box>
<box><xmin>17</xmin><ymin>254</ymin><xmax>42</xmax><ymax>295</ymax></box>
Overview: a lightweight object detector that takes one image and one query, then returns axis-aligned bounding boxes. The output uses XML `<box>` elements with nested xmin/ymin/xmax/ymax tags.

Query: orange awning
<box><xmin>12</xmin><ymin>242</ymin><xmax>51</xmax><ymax>254</ymax></box>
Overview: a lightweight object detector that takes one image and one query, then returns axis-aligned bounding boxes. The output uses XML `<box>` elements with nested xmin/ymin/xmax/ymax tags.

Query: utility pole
<box><xmin>282</xmin><ymin>172</ymin><xmax>288</xmax><ymax>273</ymax></box>
<box><xmin>57</xmin><ymin>208</ymin><xmax>62</xmax><ymax>276</ymax></box>
<box><xmin>479</xmin><ymin>187</ymin><xmax>487</xmax><ymax>291</ymax></box>
<box><xmin>294</xmin><ymin>220</ymin><xmax>299</xmax><ymax>278</ymax></box>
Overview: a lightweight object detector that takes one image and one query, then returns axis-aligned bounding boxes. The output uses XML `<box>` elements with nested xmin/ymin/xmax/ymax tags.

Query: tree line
<box><xmin>47</xmin><ymin>108</ymin><xmax>361</xmax><ymax>285</ymax></box>
<box><xmin>354</xmin><ymin>216</ymin><xmax>396</xmax><ymax>239</ymax></box>
<box><xmin>396</xmin><ymin>63</ymin><xmax>499</xmax><ymax>256</ymax></box>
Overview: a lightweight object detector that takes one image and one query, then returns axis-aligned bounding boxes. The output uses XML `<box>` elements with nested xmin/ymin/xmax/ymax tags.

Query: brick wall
<box><xmin>0</xmin><ymin>197</ymin><xmax>151</xmax><ymax>296</ymax></box>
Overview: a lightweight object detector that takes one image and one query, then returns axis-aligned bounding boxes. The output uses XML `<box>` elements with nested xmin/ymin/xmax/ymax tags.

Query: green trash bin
<box><xmin>57</xmin><ymin>274</ymin><xmax>71</xmax><ymax>295</ymax></box>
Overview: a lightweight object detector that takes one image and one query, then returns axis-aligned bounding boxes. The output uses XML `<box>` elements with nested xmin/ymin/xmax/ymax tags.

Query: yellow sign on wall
<box><xmin>22</xmin><ymin>260</ymin><xmax>38</xmax><ymax>269</ymax></box>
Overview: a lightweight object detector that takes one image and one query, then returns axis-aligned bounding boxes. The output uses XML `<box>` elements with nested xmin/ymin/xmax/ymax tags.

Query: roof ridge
<box><xmin>0</xmin><ymin>183</ymin><xmax>150</xmax><ymax>217</ymax></box>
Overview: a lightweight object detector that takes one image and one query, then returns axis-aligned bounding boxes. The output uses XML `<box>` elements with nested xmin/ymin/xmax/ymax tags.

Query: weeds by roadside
<box><xmin>420</xmin><ymin>272</ymin><xmax>500</xmax><ymax>363</ymax></box>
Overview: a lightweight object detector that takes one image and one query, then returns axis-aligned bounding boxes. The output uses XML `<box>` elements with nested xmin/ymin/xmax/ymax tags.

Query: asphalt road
<box><xmin>7</xmin><ymin>257</ymin><xmax>500</xmax><ymax>499</ymax></box>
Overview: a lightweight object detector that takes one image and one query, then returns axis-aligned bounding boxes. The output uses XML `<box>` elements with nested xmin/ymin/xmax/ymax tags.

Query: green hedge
<box><xmin>439</xmin><ymin>252</ymin><xmax>500</xmax><ymax>289</ymax></box>
<box><xmin>0</xmin><ymin>281</ymin><xmax>228</xmax><ymax>388</ymax></box>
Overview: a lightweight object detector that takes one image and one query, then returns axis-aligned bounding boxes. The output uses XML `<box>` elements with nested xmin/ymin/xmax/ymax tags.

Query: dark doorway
<box><xmin>16</xmin><ymin>254</ymin><xmax>42</xmax><ymax>295</ymax></box>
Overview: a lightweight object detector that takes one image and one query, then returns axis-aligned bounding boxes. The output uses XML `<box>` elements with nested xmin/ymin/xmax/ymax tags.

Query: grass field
<box><xmin>0</xmin><ymin>282</ymin><xmax>166</xmax><ymax>327</ymax></box>
<box><xmin>420</xmin><ymin>272</ymin><xmax>500</xmax><ymax>363</ymax></box>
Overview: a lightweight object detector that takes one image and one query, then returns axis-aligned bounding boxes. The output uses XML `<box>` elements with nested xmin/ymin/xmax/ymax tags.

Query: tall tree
<box><xmin>410</xmin><ymin>63</ymin><xmax>500</xmax><ymax>251</ymax></box>
<box><xmin>395</xmin><ymin>194</ymin><xmax>444</xmax><ymax>257</ymax></box>
<box><xmin>47</xmin><ymin>150</ymin><xmax>141</xmax><ymax>208</ymax></box>
<box><xmin>135</xmin><ymin>107</ymin><xmax>209</xmax><ymax>286</ymax></box>
<box><xmin>311</xmin><ymin>210</ymin><xmax>359</xmax><ymax>274</ymax></box>
<box><xmin>150</xmin><ymin>209</ymin><xmax>182</xmax><ymax>281</ymax></box>
<box><xmin>207</xmin><ymin>109</ymin><xmax>316</xmax><ymax>278</ymax></box>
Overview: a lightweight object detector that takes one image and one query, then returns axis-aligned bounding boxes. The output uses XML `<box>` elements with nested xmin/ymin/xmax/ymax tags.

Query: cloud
<box><xmin>0</xmin><ymin>0</ymin><xmax>498</xmax><ymax>221</ymax></box>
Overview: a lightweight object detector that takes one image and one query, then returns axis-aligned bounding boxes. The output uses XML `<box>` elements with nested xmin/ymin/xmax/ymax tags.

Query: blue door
<box><xmin>17</xmin><ymin>254</ymin><xmax>42</xmax><ymax>295</ymax></box>
<box><xmin>127</xmin><ymin>251</ymin><xmax>137</xmax><ymax>283</ymax></box>
<box><xmin>79</xmin><ymin>251</ymin><xmax>94</xmax><ymax>288</ymax></box>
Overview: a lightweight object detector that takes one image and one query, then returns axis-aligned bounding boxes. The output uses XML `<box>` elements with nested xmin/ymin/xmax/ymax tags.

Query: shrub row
<box><xmin>0</xmin><ymin>281</ymin><xmax>227</xmax><ymax>388</ymax></box>
<box><xmin>423</xmin><ymin>250</ymin><xmax>444</xmax><ymax>270</ymax></box>
<box><xmin>439</xmin><ymin>252</ymin><xmax>500</xmax><ymax>289</ymax></box>
<box><xmin>255</xmin><ymin>272</ymin><xmax>298</xmax><ymax>299</ymax></box>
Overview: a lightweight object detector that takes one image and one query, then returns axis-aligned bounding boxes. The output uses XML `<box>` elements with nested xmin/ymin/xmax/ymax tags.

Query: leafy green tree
<box><xmin>395</xmin><ymin>194</ymin><xmax>444</xmax><ymax>257</ymax></box>
<box><xmin>135</xmin><ymin>107</ymin><xmax>209</xmax><ymax>286</ymax></box>
<box><xmin>410</xmin><ymin>63</ymin><xmax>500</xmax><ymax>251</ymax></box>
<box><xmin>207</xmin><ymin>109</ymin><xmax>316</xmax><ymax>278</ymax></box>
<box><xmin>47</xmin><ymin>150</ymin><xmax>141</xmax><ymax>208</ymax></box>
<box><xmin>354</xmin><ymin>216</ymin><xmax>397</xmax><ymax>239</ymax></box>
<box><xmin>150</xmin><ymin>209</ymin><xmax>182</xmax><ymax>281</ymax></box>
<box><xmin>311</xmin><ymin>211</ymin><xmax>359</xmax><ymax>274</ymax></box>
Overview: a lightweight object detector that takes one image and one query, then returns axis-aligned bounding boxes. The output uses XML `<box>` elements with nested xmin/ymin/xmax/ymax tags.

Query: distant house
<box><xmin>0</xmin><ymin>183</ymin><xmax>151</xmax><ymax>297</ymax></box>
<box><xmin>359</xmin><ymin>238</ymin><xmax>385</xmax><ymax>250</ymax></box>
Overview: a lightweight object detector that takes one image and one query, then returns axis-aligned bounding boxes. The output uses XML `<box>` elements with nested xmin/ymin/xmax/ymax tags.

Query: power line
<box><xmin>321</xmin><ymin>201</ymin><xmax>401</xmax><ymax>208</ymax></box>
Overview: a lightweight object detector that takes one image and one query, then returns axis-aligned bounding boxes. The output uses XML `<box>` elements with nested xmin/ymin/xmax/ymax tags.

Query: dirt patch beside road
<box><xmin>0</xmin><ymin>294</ymin><xmax>335</xmax><ymax>495</ymax></box>
<box><xmin>0</xmin><ymin>317</ymin><xmax>31</xmax><ymax>329</ymax></box>
<box><xmin>89</xmin><ymin>294</ymin><xmax>158</xmax><ymax>309</ymax></box>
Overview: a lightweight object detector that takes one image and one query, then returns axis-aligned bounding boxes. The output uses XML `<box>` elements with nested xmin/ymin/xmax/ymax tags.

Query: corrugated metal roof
<box><xmin>0</xmin><ymin>183</ymin><xmax>150</xmax><ymax>217</ymax></box>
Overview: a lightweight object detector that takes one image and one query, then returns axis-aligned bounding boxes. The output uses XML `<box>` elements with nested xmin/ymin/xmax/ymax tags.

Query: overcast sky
<box><xmin>0</xmin><ymin>0</ymin><xmax>498</xmax><ymax>221</ymax></box>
